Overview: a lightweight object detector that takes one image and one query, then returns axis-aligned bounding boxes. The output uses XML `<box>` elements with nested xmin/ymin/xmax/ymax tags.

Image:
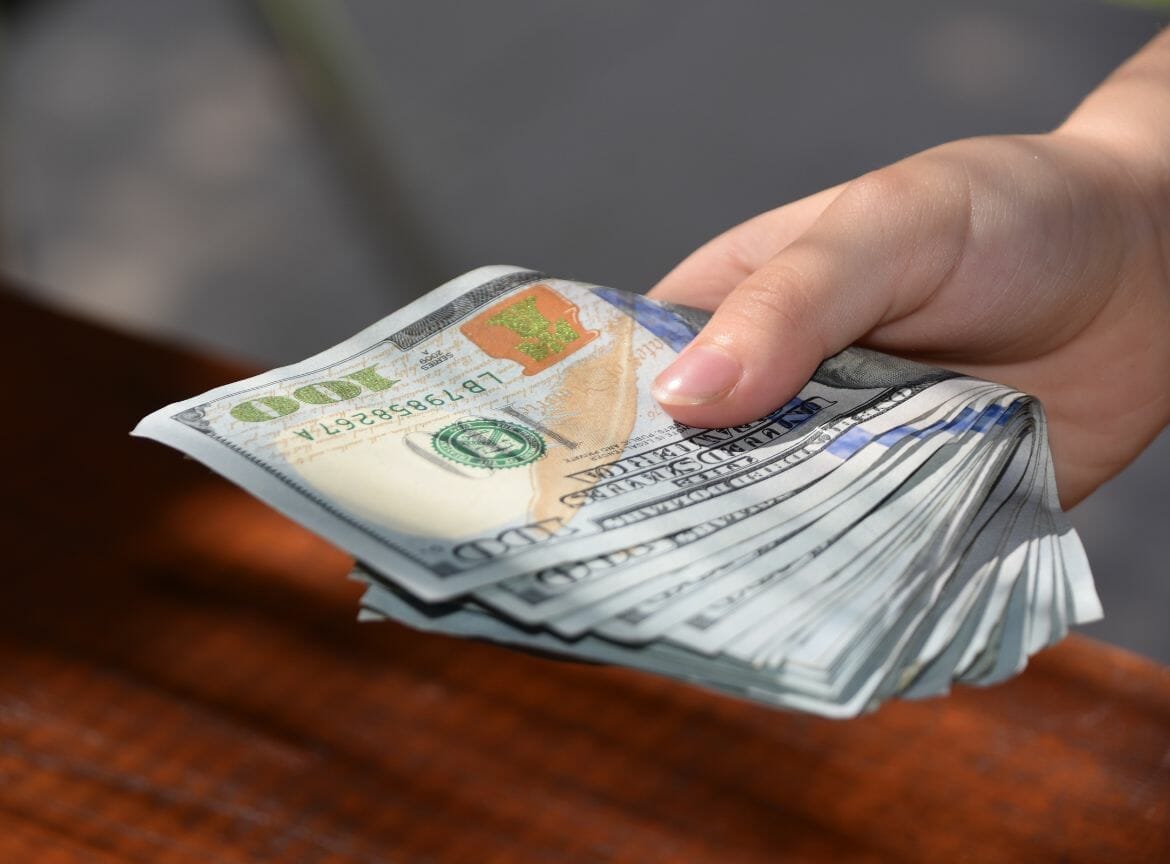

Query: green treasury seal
<box><xmin>432</xmin><ymin>418</ymin><xmax>546</xmax><ymax>470</ymax></box>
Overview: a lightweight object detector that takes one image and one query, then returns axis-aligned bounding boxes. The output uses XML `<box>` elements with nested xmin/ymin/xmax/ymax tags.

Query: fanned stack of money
<box><xmin>134</xmin><ymin>266</ymin><xmax>1101</xmax><ymax>718</ymax></box>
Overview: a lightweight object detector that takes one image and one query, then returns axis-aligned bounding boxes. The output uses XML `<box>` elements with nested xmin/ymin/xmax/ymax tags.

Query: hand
<box><xmin>649</xmin><ymin>30</ymin><xmax>1170</xmax><ymax>509</ymax></box>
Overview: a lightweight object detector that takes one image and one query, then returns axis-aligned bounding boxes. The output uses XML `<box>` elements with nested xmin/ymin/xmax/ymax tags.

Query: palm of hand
<box><xmin>649</xmin><ymin>133</ymin><xmax>1170</xmax><ymax>507</ymax></box>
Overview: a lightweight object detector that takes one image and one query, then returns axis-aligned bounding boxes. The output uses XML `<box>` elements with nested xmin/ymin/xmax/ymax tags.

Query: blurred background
<box><xmin>1</xmin><ymin>0</ymin><xmax>1166</xmax><ymax>661</ymax></box>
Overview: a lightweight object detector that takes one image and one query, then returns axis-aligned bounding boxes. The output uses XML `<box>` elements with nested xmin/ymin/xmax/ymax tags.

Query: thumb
<box><xmin>651</xmin><ymin>166</ymin><xmax>972</xmax><ymax>428</ymax></box>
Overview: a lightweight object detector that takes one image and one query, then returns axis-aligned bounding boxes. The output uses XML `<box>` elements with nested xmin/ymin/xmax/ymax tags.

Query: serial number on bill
<box><xmin>292</xmin><ymin>373</ymin><xmax>503</xmax><ymax>442</ymax></box>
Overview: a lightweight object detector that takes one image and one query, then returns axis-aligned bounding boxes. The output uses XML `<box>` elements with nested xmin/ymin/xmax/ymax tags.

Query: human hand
<box><xmin>650</xmin><ymin>31</ymin><xmax>1170</xmax><ymax>509</ymax></box>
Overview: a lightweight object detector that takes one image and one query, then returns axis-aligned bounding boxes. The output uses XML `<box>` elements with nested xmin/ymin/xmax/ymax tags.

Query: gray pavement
<box><xmin>3</xmin><ymin>0</ymin><xmax>1166</xmax><ymax>662</ymax></box>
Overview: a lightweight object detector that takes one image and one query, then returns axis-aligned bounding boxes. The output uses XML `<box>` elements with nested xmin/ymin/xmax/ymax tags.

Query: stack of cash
<box><xmin>135</xmin><ymin>266</ymin><xmax>1101</xmax><ymax>717</ymax></box>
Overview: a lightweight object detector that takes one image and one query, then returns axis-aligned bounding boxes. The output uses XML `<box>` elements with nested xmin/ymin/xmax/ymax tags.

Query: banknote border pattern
<box><xmin>385</xmin><ymin>269</ymin><xmax>548</xmax><ymax>350</ymax></box>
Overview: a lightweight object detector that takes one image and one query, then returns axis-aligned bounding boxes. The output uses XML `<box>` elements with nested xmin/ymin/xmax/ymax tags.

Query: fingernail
<box><xmin>652</xmin><ymin>345</ymin><xmax>743</xmax><ymax>406</ymax></box>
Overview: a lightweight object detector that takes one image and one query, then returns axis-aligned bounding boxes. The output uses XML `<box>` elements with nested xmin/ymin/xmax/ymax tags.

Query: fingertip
<box><xmin>651</xmin><ymin>339</ymin><xmax>814</xmax><ymax>429</ymax></box>
<box><xmin>651</xmin><ymin>344</ymin><xmax>743</xmax><ymax>408</ymax></box>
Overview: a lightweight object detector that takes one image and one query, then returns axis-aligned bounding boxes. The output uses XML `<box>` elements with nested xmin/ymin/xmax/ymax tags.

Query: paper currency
<box><xmin>134</xmin><ymin>266</ymin><xmax>1101</xmax><ymax>717</ymax></box>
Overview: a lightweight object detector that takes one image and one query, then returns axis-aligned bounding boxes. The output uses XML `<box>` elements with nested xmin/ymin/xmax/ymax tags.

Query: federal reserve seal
<box><xmin>432</xmin><ymin>418</ymin><xmax>546</xmax><ymax>470</ymax></box>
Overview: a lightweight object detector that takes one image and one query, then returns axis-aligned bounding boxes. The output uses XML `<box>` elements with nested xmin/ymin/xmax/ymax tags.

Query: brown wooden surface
<box><xmin>1</xmin><ymin>283</ymin><xmax>1168</xmax><ymax>863</ymax></box>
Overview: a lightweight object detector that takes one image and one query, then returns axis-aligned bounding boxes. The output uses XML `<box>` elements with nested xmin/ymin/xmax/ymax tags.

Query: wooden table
<box><xmin>1</xmin><ymin>284</ymin><xmax>1167</xmax><ymax>863</ymax></box>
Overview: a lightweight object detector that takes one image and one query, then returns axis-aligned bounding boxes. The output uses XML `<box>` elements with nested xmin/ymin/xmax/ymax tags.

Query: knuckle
<box><xmin>718</xmin><ymin>265</ymin><xmax>825</xmax><ymax>355</ymax></box>
<box><xmin>735</xmin><ymin>268</ymin><xmax>801</xmax><ymax>320</ymax></box>
<box><xmin>836</xmin><ymin>158</ymin><xmax>963</xmax><ymax>230</ymax></box>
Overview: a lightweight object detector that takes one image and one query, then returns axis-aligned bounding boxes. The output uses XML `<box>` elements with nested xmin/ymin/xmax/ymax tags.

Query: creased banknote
<box><xmin>135</xmin><ymin>266</ymin><xmax>1101</xmax><ymax>717</ymax></box>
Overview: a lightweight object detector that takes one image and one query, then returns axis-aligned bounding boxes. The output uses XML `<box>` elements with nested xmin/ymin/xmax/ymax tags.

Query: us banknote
<box><xmin>135</xmin><ymin>266</ymin><xmax>1101</xmax><ymax>717</ymax></box>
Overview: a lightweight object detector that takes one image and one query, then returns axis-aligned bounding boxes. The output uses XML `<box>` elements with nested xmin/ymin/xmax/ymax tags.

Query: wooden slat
<box><xmin>1</xmin><ymin>283</ymin><xmax>1167</xmax><ymax>863</ymax></box>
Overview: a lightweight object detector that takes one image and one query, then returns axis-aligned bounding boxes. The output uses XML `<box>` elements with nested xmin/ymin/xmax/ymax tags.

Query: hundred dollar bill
<box><xmin>136</xmin><ymin>265</ymin><xmax>1102</xmax><ymax>718</ymax></box>
<box><xmin>135</xmin><ymin>265</ymin><xmax>965</xmax><ymax>600</ymax></box>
